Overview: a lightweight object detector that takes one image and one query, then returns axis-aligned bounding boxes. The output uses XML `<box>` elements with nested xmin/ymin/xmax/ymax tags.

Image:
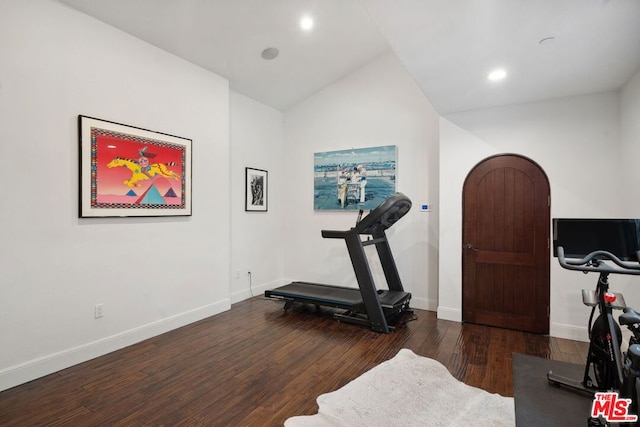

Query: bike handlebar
<box><xmin>556</xmin><ymin>246</ymin><xmax>640</xmax><ymax>275</ymax></box>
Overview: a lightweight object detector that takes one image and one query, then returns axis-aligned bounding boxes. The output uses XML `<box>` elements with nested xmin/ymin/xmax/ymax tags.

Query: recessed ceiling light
<box><xmin>300</xmin><ymin>15</ymin><xmax>314</xmax><ymax>31</ymax></box>
<box><xmin>487</xmin><ymin>69</ymin><xmax>507</xmax><ymax>82</ymax></box>
<box><xmin>261</xmin><ymin>47</ymin><xmax>279</xmax><ymax>60</ymax></box>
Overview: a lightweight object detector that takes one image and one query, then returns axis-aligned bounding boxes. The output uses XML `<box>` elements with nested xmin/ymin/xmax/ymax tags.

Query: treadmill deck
<box><xmin>265</xmin><ymin>281</ymin><xmax>411</xmax><ymax>312</ymax></box>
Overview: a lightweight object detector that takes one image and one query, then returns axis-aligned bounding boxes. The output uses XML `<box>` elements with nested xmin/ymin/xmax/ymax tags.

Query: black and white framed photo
<box><xmin>245</xmin><ymin>167</ymin><xmax>268</xmax><ymax>212</ymax></box>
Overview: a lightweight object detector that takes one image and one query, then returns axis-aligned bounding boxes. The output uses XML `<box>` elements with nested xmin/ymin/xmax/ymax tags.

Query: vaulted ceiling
<box><xmin>59</xmin><ymin>0</ymin><xmax>640</xmax><ymax>114</ymax></box>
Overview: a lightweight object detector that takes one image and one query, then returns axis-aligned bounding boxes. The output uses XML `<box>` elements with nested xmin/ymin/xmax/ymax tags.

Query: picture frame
<box><xmin>245</xmin><ymin>167</ymin><xmax>268</xmax><ymax>212</ymax></box>
<box><xmin>79</xmin><ymin>115</ymin><xmax>192</xmax><ymax>217</ymax></box>
<box><xmin>314</xmin><ymin>145</ymin><xmax>397</xmax><ymax>211</ymax></box>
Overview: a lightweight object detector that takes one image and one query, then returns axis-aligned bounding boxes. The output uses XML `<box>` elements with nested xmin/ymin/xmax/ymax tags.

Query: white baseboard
<box><xmin>434</xmin><ymin>307</ymin><xmax>589</xmax><ymax>342</ymax></box>
<box><xmin>550</xmin><ymin>322</ymin><xmax>589</xmax><ymax>342</ymax></box>
<box><xmin>230</xmin><ymin>279</ymin><xmax>289</xmax><ymax>304</ymax></box>
<box><xmin>0</xmin><ymin>299</ymin><xmax>230</xmax><ymax>392</ymax></box>
<box><xmin>410</xmin><ymin>297</ymin><xmax>437</xmax><ymax>312</ymax></box>
<box><xmin>437</xmin><ymin>306</ymin><xmax>462</xmax><ymax>322</ymax></box>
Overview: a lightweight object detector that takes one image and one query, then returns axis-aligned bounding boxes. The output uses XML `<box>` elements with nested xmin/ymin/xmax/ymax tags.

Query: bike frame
<box><xmin>549</xmin><ymin>247</ymin><xmax>640</xmax><ymax>396</ymax></box>
<box><xmin>586</xmin><ymin>270</ymin><xmax>624</xmax><ymax>391</ymax></box>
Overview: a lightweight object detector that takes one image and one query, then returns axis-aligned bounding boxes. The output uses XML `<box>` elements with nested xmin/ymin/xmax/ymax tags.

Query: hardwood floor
<box><xmin>0</xmin><ymin>297</ymin><xmax>588</xmax><ymax>426</ymax></box>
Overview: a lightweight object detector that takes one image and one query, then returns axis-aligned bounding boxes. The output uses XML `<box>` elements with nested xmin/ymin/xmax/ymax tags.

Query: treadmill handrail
<box><xmin>321</xmin><ymin>193</ymin><xmax>412</xmax><ymax>239</ymax></box>
<box><xmin>321</xmin><ymin>229</ymin><xmax>353</xmax><ymax>239</ymax></box>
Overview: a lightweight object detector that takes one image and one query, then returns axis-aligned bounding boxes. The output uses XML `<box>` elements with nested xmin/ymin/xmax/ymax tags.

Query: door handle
<box><xmin>464</xmin><ymin>244</ymin><xmax>479</xmax><ymax>252</ymax></box>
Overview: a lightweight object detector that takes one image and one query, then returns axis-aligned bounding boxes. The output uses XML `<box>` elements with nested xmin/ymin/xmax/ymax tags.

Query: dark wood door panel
<box><xmin>463</xmin><ymin>154</ymin><xmax>550</xmax><ymax>334</ymax></box>
<box><xmin>476</xmin><ymin>251</ymin><xmax>535</xmax><ymax>265</ymax></box>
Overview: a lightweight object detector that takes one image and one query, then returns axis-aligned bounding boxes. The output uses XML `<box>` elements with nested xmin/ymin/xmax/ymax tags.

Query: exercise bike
<box><xmin>549</xmin><ymin>246</ymin><xmax>640</xmax><ymax>426</ymax></box>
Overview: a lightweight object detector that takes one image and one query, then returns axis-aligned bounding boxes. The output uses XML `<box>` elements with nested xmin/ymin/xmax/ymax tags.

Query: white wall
<box><xmin>230</xmin><ymin>91</ymin><xmax>285</xmax><ymax>302</ymax></box>
<box><xmin>282</xmin><ymin>52</ymin><xmax>440</xmax><ymax>310</ymax></box>
<box><xmin>438</xmin><ymin>92</ymin><xmax>630</xmax><ymax>340</ymax></box>
<box><xmin>0</xmin><ymin>0</ymin><xmax>230</xmax><ymax>391</ymax></box>
<box><xmin>4</xmin><ymin>0</ymin><xmax>638</xmax><ymax>396</ymax></box>
<box><xmin>620</xmin><ymin>69</ymin><xmax>640</xmax><ymax>211</ymax></box>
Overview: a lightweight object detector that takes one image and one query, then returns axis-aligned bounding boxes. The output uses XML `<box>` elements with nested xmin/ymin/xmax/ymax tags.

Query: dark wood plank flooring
<box><xmin>0</xmin><ymin>297</ymin><xmax>588</xmax><ymax>426</ymax></box>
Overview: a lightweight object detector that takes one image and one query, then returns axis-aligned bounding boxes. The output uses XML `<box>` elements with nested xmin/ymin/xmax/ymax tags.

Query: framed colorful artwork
<box><xmin>314</xmin><ymin>145</ymin><xmax>397</xmax><ymax>211</ymax></box>
<box><xmin>78</xmin><ymin>115</ymin><xmax>192</xmax><ymax>217</ymax></box>
<box><xmin>245</xmin><ymin>167</ymin><xmax>268</xmax><ymax>212</ymax></box>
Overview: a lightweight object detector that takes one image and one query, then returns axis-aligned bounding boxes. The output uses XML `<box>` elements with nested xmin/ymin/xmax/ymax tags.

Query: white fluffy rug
<box><xmin>285</xmin><ymin>349</ymin><xmax>515</xmax><ymax>427</ymax></box>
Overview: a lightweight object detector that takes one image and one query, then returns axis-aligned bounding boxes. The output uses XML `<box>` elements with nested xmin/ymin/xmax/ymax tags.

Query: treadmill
<box><xmin>265</xmin><ymin>192</ymin><xmax>413</xmax><ymax>333</ymax></box>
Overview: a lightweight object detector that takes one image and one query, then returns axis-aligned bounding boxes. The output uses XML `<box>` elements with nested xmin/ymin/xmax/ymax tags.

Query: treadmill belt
<box><xmin>267</xmin><ymin>282</ymin><xmax>363</xmax><ymax>307</ymax></box>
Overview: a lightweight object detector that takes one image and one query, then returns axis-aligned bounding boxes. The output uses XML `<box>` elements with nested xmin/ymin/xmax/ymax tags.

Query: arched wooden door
<box><xmin>462</xmin><ymin>154</ymin><xmax>550</xmax><ymax>334</ymax></box>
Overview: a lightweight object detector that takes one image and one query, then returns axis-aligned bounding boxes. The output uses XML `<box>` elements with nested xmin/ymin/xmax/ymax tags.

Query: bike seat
<box><xmin>620</xmin><ymin>308</ymin><xmax>640</xmax><ymax>325</ymax></box>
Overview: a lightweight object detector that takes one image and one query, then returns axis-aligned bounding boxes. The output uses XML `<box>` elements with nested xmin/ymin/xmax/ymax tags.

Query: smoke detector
<box><xmin>261</xmin><ymin>47</ymin><xmax>279</xmax><ymax>60</ymax></box>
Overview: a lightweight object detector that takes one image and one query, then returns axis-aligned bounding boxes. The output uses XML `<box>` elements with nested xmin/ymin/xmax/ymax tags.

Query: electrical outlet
<box><xmin>95</xmin><ymin>304</ymin><xmax>104</xmax><ymax>318</ymax></box>
<box><xmin>235</xmin><ymin>270</ymin><xmax>241</xmax><ymax>279</ymax></box>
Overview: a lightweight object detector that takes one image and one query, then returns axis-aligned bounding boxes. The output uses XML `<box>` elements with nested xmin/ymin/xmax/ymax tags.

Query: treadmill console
<box><xmin>355</xmin><ymin>192</ymin><xmax>412</xmax><ymax>235</ymax></box>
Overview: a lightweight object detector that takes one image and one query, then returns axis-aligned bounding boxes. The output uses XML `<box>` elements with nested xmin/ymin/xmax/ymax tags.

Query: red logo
<box><xmin>591</xmin><ymin>392</ymin><xmax>638</xmax><ymax>423</ymax></box>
